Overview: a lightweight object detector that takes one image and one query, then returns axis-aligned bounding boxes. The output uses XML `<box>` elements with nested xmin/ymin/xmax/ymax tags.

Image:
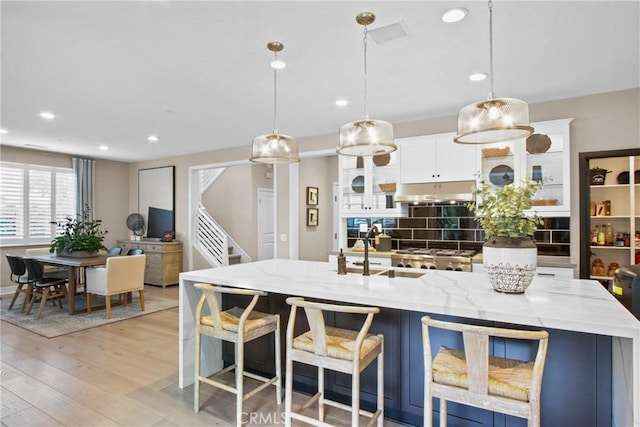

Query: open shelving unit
<box><xmin>579</xmin><ymin>150</ymin><xmax>640</xmax><ymax>283</ymax></box>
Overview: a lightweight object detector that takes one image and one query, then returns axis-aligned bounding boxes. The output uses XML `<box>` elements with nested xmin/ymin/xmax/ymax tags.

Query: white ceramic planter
<box><xmin>483</xmin><ymin>237</ymin><xmax>537</xmax><ymax>293</ymax></box>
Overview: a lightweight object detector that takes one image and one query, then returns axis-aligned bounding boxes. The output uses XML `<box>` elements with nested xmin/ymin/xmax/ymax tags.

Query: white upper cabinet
<box><xmin>338</xmin><ymin>151</ymin><xmax>407</xmax><ymax>217</ymax></box>
<box><xmin>477</xmin><ymin>118</ymin><xmax>573</xmax><ymax>216</ymax></box>
<box><xmin>399</xmin><ymin>132</ymin><xmax>478</xmax><ymax>183</ymax></box>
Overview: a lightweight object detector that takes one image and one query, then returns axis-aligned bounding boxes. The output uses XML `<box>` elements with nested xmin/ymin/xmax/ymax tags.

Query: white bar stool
<box><xmin>285</xmin><ymin>297</ymin><xmax>384</xmax><ymax>427</ymax></box>
<box><xmin>193</xmin><ymin>283</ymin><xmax>282</xmax><ymax>426</ymax></box>
<box><xmin>421</xmin><ymin>316</ymin><xmax>549</xmax><ymax>427</ymax></box>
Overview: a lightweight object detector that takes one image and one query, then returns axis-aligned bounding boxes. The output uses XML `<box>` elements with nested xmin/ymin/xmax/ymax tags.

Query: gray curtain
<box><xmin>72</xmin><ymin>157</ymin><xmax>94</xmax><ymax>218</ymax></box>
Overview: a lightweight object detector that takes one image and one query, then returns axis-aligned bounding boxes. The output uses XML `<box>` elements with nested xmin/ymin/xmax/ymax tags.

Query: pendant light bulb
<box><xmin>250</xmin><ymin>41</ymin><xmax>299</xmax><ymax>164</ymax></box>
<box><xmin>454</xmin><ymin>1</ymin><xmax>533</xmax><ymax>144</ymax></box>
<box><xmin>337</xmin><ymin>12</ymin><xmax>396</xmax><ymax>157</ymax></box>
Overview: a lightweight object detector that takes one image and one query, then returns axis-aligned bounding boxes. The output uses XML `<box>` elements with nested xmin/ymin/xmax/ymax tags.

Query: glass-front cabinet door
<box><xmin>339</xmin><ymin>151</ymin><xmax>405</xmax><ymax>217</ymax></box>
<box><xmin>478</xmin><ymin>118</ymin><xmax>572</xmax><ymax>216</ymax></box>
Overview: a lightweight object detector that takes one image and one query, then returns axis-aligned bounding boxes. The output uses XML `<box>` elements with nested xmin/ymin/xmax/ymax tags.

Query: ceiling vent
<box><xmin>368</xmin><ymin>21</ymin><xmax>409</xmax><ymax>44</ymax></box>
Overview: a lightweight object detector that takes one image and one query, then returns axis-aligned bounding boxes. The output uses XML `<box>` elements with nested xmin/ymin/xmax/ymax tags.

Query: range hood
<box><xmin>394</xmin><ymin>181</ymin><xmax>476</xmax><ymax>204</ymax></box>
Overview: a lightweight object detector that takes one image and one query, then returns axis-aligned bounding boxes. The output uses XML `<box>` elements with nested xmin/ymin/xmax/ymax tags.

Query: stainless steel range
<box><xmin>391</xmin><ymin>248</ymin><xmax>476</xmax><ymax>272</ymax></box>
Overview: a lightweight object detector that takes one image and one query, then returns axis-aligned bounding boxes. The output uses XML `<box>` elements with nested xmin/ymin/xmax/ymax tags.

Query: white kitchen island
<box><xmin>179</xmin><ymin>259</ymin><xmax>640</xmax><ymax>427</ymax></box>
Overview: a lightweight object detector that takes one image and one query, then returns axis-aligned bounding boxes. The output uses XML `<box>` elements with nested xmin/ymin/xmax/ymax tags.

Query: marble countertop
<box><xmin>180</xmin><ymin>259</ymin><xmax>637</xmax><ymax>339</ymax></box>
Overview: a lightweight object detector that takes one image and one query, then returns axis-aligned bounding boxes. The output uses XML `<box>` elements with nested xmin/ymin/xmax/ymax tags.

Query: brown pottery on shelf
<box><xmin>526</xmin><ymin>133</ymin><xmax>552</xmax><ymax>154</ymax></box>
<box><xmin>373</xmin><ymin>153</ymin><xmax>390</xmax><ymax>167</ymax></box>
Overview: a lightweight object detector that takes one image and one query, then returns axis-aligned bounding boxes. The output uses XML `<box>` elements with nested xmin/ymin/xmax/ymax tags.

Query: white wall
<box><xmin>298</xmin><ymin>155</ymin><xmax>339</xmax><ymax>261</ymax></box>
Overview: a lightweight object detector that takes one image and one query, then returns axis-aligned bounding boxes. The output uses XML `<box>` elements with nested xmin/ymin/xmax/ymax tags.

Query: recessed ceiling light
<box><xmin>0</xmin><ymin>128</ymin><xmax>8</xmax><ymax>134</ymax></box>
<box><xmin>270</xmin><ymin>59</ymin><xmax>286</xmax><ymax>69</ymax></box>
<box><xmin>335</xmin><ymin>99</ymin><xmax>348</xmax><ymax>107</ymax></box>
<box><xmin>442</xmin><ymin>7</ymin><xmax>468</xmax><ymax>23</ymax></box>
<box><xmin>469</xmin><ymin>72</ymin><xmax>488</xmax><ymax>81</ymax></box>
<box><xmin>99</xmin><ymin>145</ymin><xmax>109</xmax><ymax>151</ymax></box>
<box><xmin>39</xmin><ymin>111</ymin><xmax>56</xmax><ymax>120</ymax></box>
<box><xmin>147</xmin><ymin>135</ymin><xmax>159</xmax><ymax>143</ymax></box>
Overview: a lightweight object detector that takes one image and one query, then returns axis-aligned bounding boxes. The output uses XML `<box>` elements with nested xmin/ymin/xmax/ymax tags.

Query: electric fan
<box><xmin>126</xmin><ymin>213</ymin><xmax>146</xmax><ymax>240</ymax></box>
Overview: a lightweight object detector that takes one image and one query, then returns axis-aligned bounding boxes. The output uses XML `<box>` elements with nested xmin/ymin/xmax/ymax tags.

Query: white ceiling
<box><xmin>1</xmin><ymin>1</ymin><xmax>638</xmax><ymax>163</ymax></box>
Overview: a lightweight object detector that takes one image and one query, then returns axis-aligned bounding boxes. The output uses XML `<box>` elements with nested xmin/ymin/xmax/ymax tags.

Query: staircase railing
<box><xmin>200</xmin><ymin>168</ymin><xmax>225</xmax><ymax>194</ymax></box>
<box><xmin>194</xmin><ymin>203</ymin><xmax>252</xmax><ymax>267</ymax></box>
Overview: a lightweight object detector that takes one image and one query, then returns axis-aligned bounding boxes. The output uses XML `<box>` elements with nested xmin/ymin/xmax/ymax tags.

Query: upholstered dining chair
<box><xmin>107</xmin><ymin>247</ymin><xmax>122</xmax><ymax>255</ymax></box>
<box><xmin>22</xmin><ymin>258</ymin><xmax>69</xmax><ymax>319</ymax></box>
<box><xmin>6</xmin><ymin>254</ymin><xmax>33</xmax><ymax>312</ymax></box>
<box><xmin>85</xmin><ymin>254</ymin><xmax>146</xmax><ymax>319</ymax></box>
<box><xmin>126</xmin><ymin>248</ymin><xmax>144</xmax><ymax>255</ymax></box>
<box><xmin>421</xmin><ymin>316</ymin><xmax>549</xmax><ymax>427</ymax></box>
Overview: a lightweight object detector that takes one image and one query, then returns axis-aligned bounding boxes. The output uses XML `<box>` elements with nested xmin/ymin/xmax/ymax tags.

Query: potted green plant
<box><xmin>50</xmin><ymin>207</ymin><xmax>108</xmax><ymax>257</ymax></box>
<box><xmin>468</xmin><ymin>177</ymin><xmax>543</xmax><ymax>293</ymax></box>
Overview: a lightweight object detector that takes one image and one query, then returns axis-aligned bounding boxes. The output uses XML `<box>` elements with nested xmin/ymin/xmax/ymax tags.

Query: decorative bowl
<box><xmin>373</xmin><ymin>153</ymin><xmax>390</xmax><ymax>166</ymax></box>
<box><xmin>526</xmin><ymin>134</ymin><xmax>552</xmax><ymax>154</ymax></box>
<box><xmin>378</xmin><ymin>183</ymin><xmax>396</xmax><ymax>193</ymax></box>
<box><xmin>481</xmin><ymin>147</ymin><xmax>510</xmax><ymax>158</ymax></box>
<box><xmin>351</xmin><ymin>176</ymin><xmax>365</xmax><ymax>193</ymax></box>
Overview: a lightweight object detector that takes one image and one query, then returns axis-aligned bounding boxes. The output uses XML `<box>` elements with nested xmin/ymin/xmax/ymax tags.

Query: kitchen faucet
<box><xmin>362</xmin><ymin>224</ymin><xmax>380</xmax><ymax>276</ymax></box>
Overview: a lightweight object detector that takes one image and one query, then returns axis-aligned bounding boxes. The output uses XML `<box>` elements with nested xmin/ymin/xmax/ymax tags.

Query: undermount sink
<box><xmin>345</xmin><ymin>267</ymin><xmax>426</xmax><ymax>279</ymax></box>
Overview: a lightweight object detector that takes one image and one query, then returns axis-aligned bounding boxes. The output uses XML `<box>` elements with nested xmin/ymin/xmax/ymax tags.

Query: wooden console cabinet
<box><xmin>117</xmin><ymin>240</ymin><xmax>182</xmax><ymax>287</ymax></box>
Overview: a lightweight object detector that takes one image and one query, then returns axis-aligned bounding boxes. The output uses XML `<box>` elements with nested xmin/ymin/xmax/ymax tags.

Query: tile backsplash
<box><xmin>346</xmin><ymin>203</ymin><xmax>570</xmax><ymax>256</ymax></box>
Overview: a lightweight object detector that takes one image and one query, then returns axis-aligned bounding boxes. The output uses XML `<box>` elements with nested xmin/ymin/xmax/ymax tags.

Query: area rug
<box><xmin>0</xmin><ymin>292</ymin><xmax>178</xmax><ymax>338</ymax></box>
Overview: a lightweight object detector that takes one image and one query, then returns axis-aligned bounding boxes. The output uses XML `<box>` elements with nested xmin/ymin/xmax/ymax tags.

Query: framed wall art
<box><xmin>306</xmin><ymin>186</ymin><xmax>318</xmax><ymax>205</ymax></box>
<box><xmin>307</xmin><ymin>208</ymin><xmax>318</xmax><ymax>226</ymax></box>
<box><xmin>138</xmin><ymin>166</ymin><xmax>175</xmax><ymax>238</ymax></box>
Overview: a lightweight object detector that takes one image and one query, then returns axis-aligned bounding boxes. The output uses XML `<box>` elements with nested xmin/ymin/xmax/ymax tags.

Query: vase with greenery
<box><xmin>468</xmin><ymin>177</ymin><xmax>543</xmax><ymax>293</ymax></box>
<box><xmin>50</xmin><ymin>207</ymin><xmax>108</xmax><ymax>257</ymax></box>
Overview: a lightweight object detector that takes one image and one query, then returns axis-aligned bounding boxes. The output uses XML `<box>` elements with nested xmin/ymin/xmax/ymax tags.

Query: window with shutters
<box><xmin>0</xmin><ymin>161</ymin><xmax>76</xmax><ymax>246</ymax></box>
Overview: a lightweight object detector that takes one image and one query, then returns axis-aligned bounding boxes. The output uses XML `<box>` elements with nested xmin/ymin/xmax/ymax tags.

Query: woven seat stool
<box><xmin>285</xmin><ymin>297</ymin><xmax>384</xmax><ymax>427</ymax></box>
<box><xmin>421</xmin><ymin>316</ymin><xmax>549</xmax><ymax>427</ymax></box>
<box><xmin>193</xmin><ymin>283</ymin><xmax>281</xmax><ymax>427</ymax></box>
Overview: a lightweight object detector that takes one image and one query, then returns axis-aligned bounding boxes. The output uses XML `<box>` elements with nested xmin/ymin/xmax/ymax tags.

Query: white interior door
<box><xmin>258</xmin><ymin>188</ymin><xmax>275</xmax><ymax>260</ymax></box>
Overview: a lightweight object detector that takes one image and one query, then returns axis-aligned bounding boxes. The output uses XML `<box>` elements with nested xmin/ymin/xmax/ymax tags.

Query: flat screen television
<box><xmin>147</xmin><ymin>206</ymin><xmax>174</xmax><ymax>239</ymax></box>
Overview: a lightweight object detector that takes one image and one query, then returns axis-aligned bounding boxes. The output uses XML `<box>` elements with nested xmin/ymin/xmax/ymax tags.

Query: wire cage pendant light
<box><xmin>454</xmin><ymin>1</ymin><xmax>533</xmax><ymax>144</ymax></box>
<box><xmin>250</xmin><ymin>41</ymin><xmax>300</xmax><ymax>164</ymax></box>
<box><xmin>337</xmin><ymin>12</ymin><xmax>396</xmax><ymax>157</ymax></box>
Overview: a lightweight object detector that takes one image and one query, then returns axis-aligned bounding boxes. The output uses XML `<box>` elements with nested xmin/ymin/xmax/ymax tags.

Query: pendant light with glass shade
<box><xmin>454</xmin><ymin>1</ymin><xmax>534</xmax><ymax>144</ymax></box>
<box><xmin>337</xmin><ymin>12</ymin><xmax>396</xmax><ymax>156</ymax></box>
<box><xmin>250</xmin><ymin>41</ymin><xmax>299</xmax><ymax>164</ymax></box>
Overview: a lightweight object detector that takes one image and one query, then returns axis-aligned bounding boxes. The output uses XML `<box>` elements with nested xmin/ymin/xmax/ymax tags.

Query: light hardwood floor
<box><xmin>1</xmin><ymin>286</ymin><xmax>404</xmax><ymax>426</ymax></box>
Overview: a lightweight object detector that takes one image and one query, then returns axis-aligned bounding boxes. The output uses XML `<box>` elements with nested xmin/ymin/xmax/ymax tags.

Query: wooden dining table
<box><xmin>25</xmin><ymin>253</ymin><xmax>111</xmax><ymax>315</ymax></box>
